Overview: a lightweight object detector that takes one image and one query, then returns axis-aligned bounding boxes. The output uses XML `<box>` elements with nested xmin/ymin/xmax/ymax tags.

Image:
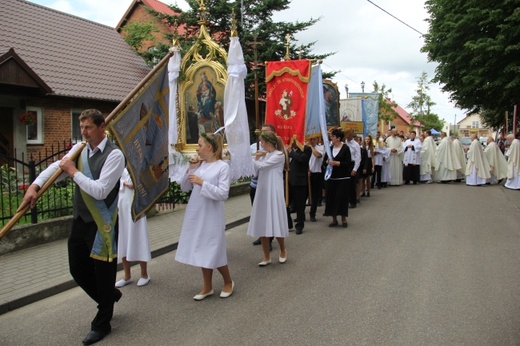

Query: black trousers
<box><xmin>309</xmin><ymin>172</ymin><xmax>323</xmax><ymax>217</ymax></box>
<box><xmin>372</xmin><ymin>165</ymin><xmax>382</xmax><ymax>187</ymax></box>
<box><xmin>290</xmin><ymin>184</ymin><xmax>308</xmax><ymax>230</ymax></box>
<box><xmin>68</xmin><ymin>217</ymin><xmax>118</xmax><ymax>333</ymax></box>
<box><xmin>403</xmin><ymin>164</ymin><xmax>420</xmax><ymax>183</ymax></box>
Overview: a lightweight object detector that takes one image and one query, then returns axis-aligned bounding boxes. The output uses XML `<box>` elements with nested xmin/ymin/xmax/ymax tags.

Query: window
<box><xmin>71</xmin><ymin>109</ymin><xmax>82</xmax><ymax>142</ymax></box>
<box><xmin>26</xmin><ymin>106</ymin><xmax>43</xmax><ymax>144</ymax></box>
<box><xmin>472</xmin><ymin>121</ymin><xmax>479</xmax><ymax>128</ymax></box>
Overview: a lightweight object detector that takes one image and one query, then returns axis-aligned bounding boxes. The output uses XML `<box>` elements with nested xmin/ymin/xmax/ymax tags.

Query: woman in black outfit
<box><xmin>323</xmin><ymin>128</ymin><xmax>352</xmax><ymax>228</ymax></box>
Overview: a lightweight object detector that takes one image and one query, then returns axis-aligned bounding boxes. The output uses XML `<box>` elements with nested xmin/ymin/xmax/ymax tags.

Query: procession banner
<box><xmin>348</xmin><ymin>92</ymin><xmax>380</xmax><ymax>137</ymax></box>
<box><xmin>305</xmin><ymin>64</ymin><xmax>322</xmax><ymax>139</ymax></box>
<box><xmin>109</xmin><ymin>65</ymin><xmax>170</xmax><ymax>221</ymax></box>
<box><xmin>265</xmin><ymin>59</ymin><xmax>311</xmax><ymax>144</ymax></box>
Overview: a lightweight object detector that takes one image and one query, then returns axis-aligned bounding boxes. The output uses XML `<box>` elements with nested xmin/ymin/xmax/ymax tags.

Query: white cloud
<box><xmin>29</xmin><ymin>0</ymin><xmax>465</xmax><ymax>124</ymax></box>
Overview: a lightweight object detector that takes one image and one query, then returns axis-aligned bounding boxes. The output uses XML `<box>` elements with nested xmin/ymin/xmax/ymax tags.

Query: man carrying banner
<box><xmin>17</xmin><ymin>109</ymin><xmax>125</xmax><ymax>345</ymax></box>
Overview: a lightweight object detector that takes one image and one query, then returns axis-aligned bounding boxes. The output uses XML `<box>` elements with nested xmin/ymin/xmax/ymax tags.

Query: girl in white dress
<box><xmin>175</xmin><ymin>133</ymin><xmax>234</xmax><ymax>300</ymax></box>
<box><xmin>116</xmin><ymin>168</ymin><xmax>151</xmax><ymax>288</ymax></box>
<box><xmin>247</xmin><ymin>131</ymin><xmax>289</xmax><ymax>266</ymax></box>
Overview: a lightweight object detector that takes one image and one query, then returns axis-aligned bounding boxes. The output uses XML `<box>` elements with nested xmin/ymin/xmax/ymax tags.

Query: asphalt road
<box><xmin>1</xmin><ymin>183</ymin><xmax>519</xmax><ymax>346</ymax></box>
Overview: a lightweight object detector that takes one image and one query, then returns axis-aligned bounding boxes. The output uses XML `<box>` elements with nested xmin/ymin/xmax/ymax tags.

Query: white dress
<box><xmin>117</xmin><ymin>168</ymin><xmax>151</xmax><ymax>262</ymax></box>
<box><xmin>247</xmin><ymin>151</ymin><xmax>289</xmax><ymax>238</ymax></box>
<box><xmin>505</xmin><ymin>139</ymin><xmax>520</xmax><ymax>190</ymax></box>
<box><xmin>175</xmin><ymin>160</ymin><xmax>230</xmax><ymax>269</ymax></box>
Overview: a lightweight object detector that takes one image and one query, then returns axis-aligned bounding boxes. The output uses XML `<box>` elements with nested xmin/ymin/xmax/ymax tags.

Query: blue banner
<box><xmin>109</xmin><ymin>65</ymin><xmax>170</xmax><ymax>221</ymax></box>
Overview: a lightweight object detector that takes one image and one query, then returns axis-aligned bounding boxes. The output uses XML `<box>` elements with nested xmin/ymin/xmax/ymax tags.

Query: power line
<box><xmin>366</xmin><ymin>0</ymin><xmax>424</xmax><ymax>36</ymax></box>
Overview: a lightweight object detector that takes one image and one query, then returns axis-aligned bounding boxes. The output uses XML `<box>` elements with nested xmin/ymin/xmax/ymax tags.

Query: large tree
<box><xmin>422</xmin><ymin>0</ymin><xmax>520</xmax><ymax>125</ymax></box>
<box><xmin>158</xmin><ymin>0</ymin><xmax>335</xmax><ymax>99</ymax></box>
<box><xmin>407</xmin><ymin>72</ymin><xmax>444</xmax><ymax>131</ymax></box>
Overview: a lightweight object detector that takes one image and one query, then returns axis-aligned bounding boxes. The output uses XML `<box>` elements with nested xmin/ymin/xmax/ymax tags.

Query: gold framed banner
<box><xmin>323</xmin><ymin>79</ymin><xmax>340</xmax><ymax>127</ymax></box>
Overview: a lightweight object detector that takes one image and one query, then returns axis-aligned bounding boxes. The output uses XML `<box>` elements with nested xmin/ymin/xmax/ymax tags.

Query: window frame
<box><xmin>26</xmin><ymin>106</ymin><xmax>44</xmax><ymax>144</ymax></box>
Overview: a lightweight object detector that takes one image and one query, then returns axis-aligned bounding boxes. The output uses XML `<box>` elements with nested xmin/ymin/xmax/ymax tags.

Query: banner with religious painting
<box><xmin>265</xmin><ymin>60</ymin><xmax>311</xmax><ymax>145</ymax></box>
<box><xmin>184</xmin><ymin>66</ymin><xmax>226</xmax><ymax>144</ymax></box>
<box><xmin>348</xmin><ymin>92</ymin><xmax>380</xmax><ymax>137</ymax></box>
<box><xmin>323</xmin><ymin>80</ymin><xmax>340</xmax><ymax>127</ymax></box>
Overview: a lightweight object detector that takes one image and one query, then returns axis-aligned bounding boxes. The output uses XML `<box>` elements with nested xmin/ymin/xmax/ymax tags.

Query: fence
<box><xmin>0</xmin><ymin>141</ymin><xmax>177</xmax><ymax>227</ymax></box>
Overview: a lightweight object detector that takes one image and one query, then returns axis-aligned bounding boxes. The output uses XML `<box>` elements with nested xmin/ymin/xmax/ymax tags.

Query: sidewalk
<box><xmin>0</xmin><ymin>194</ymin><xmax>251</xmax><ymax>315</ymax></box>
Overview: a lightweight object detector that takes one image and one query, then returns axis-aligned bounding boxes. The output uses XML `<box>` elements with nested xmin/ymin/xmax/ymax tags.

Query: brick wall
<box><xmin>24</xmin><ymin>96</ymin><xmax>117</xmax><ymax>159</ymax></box>
<box><xmin>123</xmin><ymin>5</ymin><xmax>172</xmax><ymax>52</ymax></box>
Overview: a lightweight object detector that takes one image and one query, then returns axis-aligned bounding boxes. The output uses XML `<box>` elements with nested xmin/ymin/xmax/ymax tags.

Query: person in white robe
<box><xmin>379</xmin><ymin>141</ymin><xmax>391</xmax><ymax>187</ymax></box>
<box><xmin>115</xmin><ymin>168</ymin><xmax>151</xmax><ymax>288</ymax></box>
<box><xmin>247</xmin><ymin>130</ymin><xmax>289</xmax><ymax>266</ymax></box>
<box><xmin>402</xmin><ymin>131</ymin><xmax>421</xmax><ymax>184</ymax></box>
<box><xmin>484</xmin><ymin>136</ymin><xmax>508</xmax><ymax>184</ymax></box>
<box><xmin>372</xmin><ymin>136</ymin><xmax>385</xmax><ymax>188</ymax></box>
<box><xmin>505</xmin><ymin>134</ymin><xmax>520</xmax><ymax>190</ymax></box>
<box><xmin>465</xmin><ymin>134</ymin><xmax>491</xmax><ymax>186</ymax></box>
<box><xmin>420</xmin><ymin>131</ymin><xmax>437</xmax><ymax>183</ymax></box>
<box><xmin>451</xmin><ymin>137</ymin><xmax>467</xmax><ymax>182</ymax></box>
<box><xmin>175</xmin><ymin>132</ymin><xmax>234</xmax><ymax>300</ymax></box>
<box><xmin>433</xmin><ymin>132</ymin><xmax>460</xmax><ymax>183</ymax></box>
<box><xmin>385</xmin><ymin>129</ymin><xmax>403</xmax><ymax>185</ymax></box>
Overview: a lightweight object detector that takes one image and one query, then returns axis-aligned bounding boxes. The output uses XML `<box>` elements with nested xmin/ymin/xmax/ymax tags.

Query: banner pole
<box><xmin>0</xmin><ymin>51</ymin><xmax>174</xmax><ymax>239</ymax></box>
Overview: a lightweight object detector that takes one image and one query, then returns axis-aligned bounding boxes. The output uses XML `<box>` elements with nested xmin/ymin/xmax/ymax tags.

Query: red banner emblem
<box><xmin>265</xmin><ymin>60</ymin><xmax>311</xmax><ymax>145</ymax></box>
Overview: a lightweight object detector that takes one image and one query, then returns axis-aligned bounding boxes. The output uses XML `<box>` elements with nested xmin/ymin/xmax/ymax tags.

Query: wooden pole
<box><xmin>0</xmin><ymin>51</ymin><xmax>174</xmax><ymax>239</ymax></box>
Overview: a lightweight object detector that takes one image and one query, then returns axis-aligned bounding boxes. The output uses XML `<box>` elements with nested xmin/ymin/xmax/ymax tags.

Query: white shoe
<box><xmin>220</xmin><ymin>281</ymin><xmax>235</xmax><ymax>298</ymax></box>
<box><xmin>193</xmin><ymin>290</ymin><xmax>214</xmax><ymax>301</ymax></box>
<box><xmin>137</xmin><ymin>277</ymin><xmax>150</xmax><ymax>287</ymax></box>
<box><xmin>115</xmin><ymin>278</ymin><xmax>133</xmax><ymax>288</ymax></box>
<box><xmin>258</xmin><ymin>259</ymin><xmax>271</xmax><ymax>267</ymax></box>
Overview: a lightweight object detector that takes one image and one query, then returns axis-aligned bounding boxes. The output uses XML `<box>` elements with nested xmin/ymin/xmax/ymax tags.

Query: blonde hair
<box><xmin>261</xmin><ymin>131</ymin><xmax>289</xmax><ymax>170</ymax></box>
<box><xmin>201</xmin><ymin>132</ymin><xmax>224</xmax><ymax>160</ymax></box>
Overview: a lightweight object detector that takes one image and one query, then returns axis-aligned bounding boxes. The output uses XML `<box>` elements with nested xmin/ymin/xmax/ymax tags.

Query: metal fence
<box><xmin>1</xmin><ymin>142</ymin><xmax>177</xmax><ymax>227</ymax></box>
<box><xmin>1</xmin><ymin>141</ymin><xmax>75</xmax><ymax>226</ymax></box>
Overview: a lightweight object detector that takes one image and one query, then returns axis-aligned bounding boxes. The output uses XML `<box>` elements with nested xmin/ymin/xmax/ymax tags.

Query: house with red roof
<box><xmin>116</xmin><ymin>0</ymin><xmax>185</xmax><ymax>53</ymax></box>
<box><xmin>0</xmin><ymin>0</ymin><xmax>151</xmax><ymax>160</ymax></box>
<box><xmin>383</xmin><ymin>102</ymin><xmax>422</xmax><ymax>135</ymax></box>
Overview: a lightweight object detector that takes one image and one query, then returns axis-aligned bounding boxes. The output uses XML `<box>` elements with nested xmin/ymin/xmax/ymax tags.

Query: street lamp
<box><xmin>361</xmin><ymin>81</ymin><xmax>365</xmax><ymax>93</ymax></box>
<box><xmin>344</xmin><ymin>84</ymin><xmax>349</xmax><ymax>98</ymax></box>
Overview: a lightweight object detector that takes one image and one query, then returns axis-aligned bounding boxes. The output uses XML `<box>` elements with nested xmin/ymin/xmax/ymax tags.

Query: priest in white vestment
<box><xmin>484</xmin><ymin>136</ymin><xmax>508</xmax><ymax>184</ymax></box>
<box><xmin>434</xmin><ymin>132</ymin><xmax>460</xmax><ymax>183</ymax></box>
<box><xmin>505</xmin><ymin>135</ymin><xmax>520</xmax><ymax>190</ymax></box>
<box><xmin>420</xmin><ymin>131</ymin><xmax>437</xmax><ymax>183</ymax></box>
<box><xmin>402</xmin><ymin>131</ymin><xmax>421</xmax><ymax>184</ymax></box>
<box><xmin>385</xmin><ymin>129</ymin><xmax>403</xmax><ymax>185</ymax></box>
<box><xmin>465</xmin><ymin>134</ymin><xmax>491</xmax><ymax>186</ymax></box>
<box><xmin>451</xmin><ymin>137</ymin><xmax>467</xmax><ymax>182</ymax></box>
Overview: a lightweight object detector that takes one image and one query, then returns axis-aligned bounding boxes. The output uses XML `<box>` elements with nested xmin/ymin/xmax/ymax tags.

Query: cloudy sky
<box><xmin>29</xmin><ymin>0</ymin><xmax>466</xmax><ymax>125</ymax></box>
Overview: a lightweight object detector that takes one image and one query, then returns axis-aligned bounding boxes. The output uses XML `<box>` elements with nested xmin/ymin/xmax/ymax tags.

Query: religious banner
<box><xmin>305</xmin><ymin>64</ymin><xmax>322</xmax><ymax>139</ymax></box>
<box><xmin>265</xmin><ymin>59</ymin><xmax>311</xmax><ymax>144</ymax></box>
<box><xmin>109</xmin><ymin>65</ymin><xmax>170</xmax><ymax>221</ymax></box>
<box><xmin>348</xmin><ymin>92</ymin><xmax>380</xmax><ymax>137</ymax></box>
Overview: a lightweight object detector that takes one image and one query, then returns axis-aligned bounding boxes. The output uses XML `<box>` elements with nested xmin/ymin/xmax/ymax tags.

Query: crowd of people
<box><xmin>17</xmin><ymin>109</ymin><xmax>520</xmax><ymax>345</ymax></box>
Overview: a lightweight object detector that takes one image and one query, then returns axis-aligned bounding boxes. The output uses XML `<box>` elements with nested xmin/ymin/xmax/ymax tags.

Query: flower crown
<box><xmin>260</xmin><ymin>131</ymin><xmax>278</xmax><ymax>146</ymax></box>
<box><xmin>201</xmin><ymin>132</ymin><xmax>218</xmax><ymax>152</ymax></box>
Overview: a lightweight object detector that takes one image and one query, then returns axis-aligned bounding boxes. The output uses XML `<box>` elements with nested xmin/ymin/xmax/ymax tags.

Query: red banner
<box><xmin>265</xmin><ymin>60</ymin><xmax>311</xmax><ymax>145</ymax></box>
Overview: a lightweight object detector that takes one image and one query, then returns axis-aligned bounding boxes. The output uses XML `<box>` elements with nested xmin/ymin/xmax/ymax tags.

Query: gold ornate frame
<box><xmin>176</xmin><ymin>7</ymin><xmax>228</xmax><ymax>154</ymax></box>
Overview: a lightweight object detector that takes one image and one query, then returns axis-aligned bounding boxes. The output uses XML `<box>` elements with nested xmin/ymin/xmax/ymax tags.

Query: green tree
<box><xmin>162</xmin><ymin>0</ymin><xmax>336</xmax><ymax>99</ymax></box>
<box><xmin>422</xmin><ymin>0</ymin><xmax>520</xmax><ymax>125</ymax></box>
<box><xmin>407</xmin><ymin>72</ymin><xmax>444</xmax><ymax>131</ymax></box>
<box><xmin>121</xmin><ymin>21</ymin><xmax>164</xmax><ymax>66</ymax></box>
<box><xmin>371</xmin><ymin>81</ymin><xmax>398</xmax><ymax>124</ymax></box>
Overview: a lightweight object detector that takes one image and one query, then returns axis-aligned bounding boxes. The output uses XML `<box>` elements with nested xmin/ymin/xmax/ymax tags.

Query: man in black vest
<box><xmin>19</xmin><ymin>109</ymin><xmax>125</xmax><ymax>345</ymax></box>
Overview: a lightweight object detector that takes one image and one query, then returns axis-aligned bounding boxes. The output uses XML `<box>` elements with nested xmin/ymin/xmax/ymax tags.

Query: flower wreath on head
<box><xmin>260</xmin><ymin>131</ymin><xmax>279</xmax><ymax>147</ymax></box>
<box><xmin>201</xmin><ymin>132</ymin><xmax>218</xmax><ymax>152</ymax></box>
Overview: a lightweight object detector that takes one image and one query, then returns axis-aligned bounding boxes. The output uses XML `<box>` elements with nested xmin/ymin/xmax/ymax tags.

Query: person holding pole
<box><xmin>17</xmin><ymin>109</ymin><xmax>125</xmax><ymax>345</ymax></box>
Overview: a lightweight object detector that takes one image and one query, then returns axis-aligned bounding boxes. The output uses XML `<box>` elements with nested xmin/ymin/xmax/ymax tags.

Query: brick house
<box><xmin>0</xmin><ymin>0</ymin><xmax>150</xmax><ymax>160</ymax></box>
<box><xmin>116</xmin><ymin>0</ymin><xmax>184</xmax><ymax>53</ymax></box>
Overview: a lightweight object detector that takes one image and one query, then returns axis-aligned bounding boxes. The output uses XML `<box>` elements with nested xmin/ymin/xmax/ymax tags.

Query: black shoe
<box><xmin>295</xmin><ymin>229</ymin><xmax>303</xmax><ymax>235</ymax></box>
<box><xmin>349</xmin><ymin>203</ymin><xmax>356</xmax><ymax>209</ymax></box>
<box><xmin>310</xmin><ymin>216</ymin><xmax>317</xmax><ymax>222</ymax></box>
<box><xmin>366</xmin><ymin>192</ymin><xmax>370</xmax><ymax>197</ymax></box>
<box><xmin>252</xmin><ymin>238</ymin><xmax>261</xmax><ymax>246</ymax></box>
<box><xmin>342</xmin><ymin>222</ymin><xmax>348</xmax><ymax>228</ymax></box>
<box><xmin>361</xmin><ymin>192</ymin><xmax>366</xmax><ymax>197</ymax></box>
<box><xmin>82</xmin><ymin>330</ymin><xmax>110</xmax><ymax>345</ymax></box>
<box><xmin>114</xmin><ymin>288</ymin><xmax>122</xmax><ymax>302</ymax></box>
